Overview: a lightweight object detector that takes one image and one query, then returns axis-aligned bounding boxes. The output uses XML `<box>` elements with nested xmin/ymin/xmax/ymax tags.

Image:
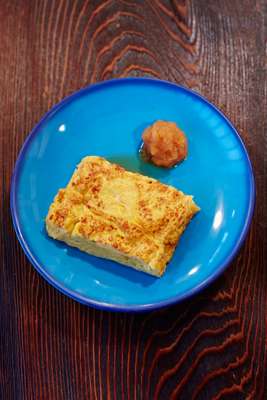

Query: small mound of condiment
<box><xmin>142</xmin><ymin>120</ymin><xmax>188</xmax><ymax>168</ymax></box>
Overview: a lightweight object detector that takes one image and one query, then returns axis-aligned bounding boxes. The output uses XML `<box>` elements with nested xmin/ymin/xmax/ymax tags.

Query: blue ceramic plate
<box><xmin>10</xmin><ymin>78</ymin><xmax>255</xmax><ymax>312</ymax></box>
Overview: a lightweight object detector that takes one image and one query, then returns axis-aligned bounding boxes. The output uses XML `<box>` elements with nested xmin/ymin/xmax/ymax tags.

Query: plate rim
<box><xmin>10</xmin><ymin>77</ymin><xmax>256</xmax><ymax>312</ymax></box>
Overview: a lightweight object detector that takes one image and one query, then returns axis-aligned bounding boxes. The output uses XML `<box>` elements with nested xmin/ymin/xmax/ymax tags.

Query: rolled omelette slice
<box><xmin>46</xmin><ymin>156</ymin><xmax>199</xmax><ymax>277</ymax></box>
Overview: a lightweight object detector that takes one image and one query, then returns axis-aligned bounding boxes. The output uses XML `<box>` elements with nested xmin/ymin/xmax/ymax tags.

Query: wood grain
<box><xmin>0</xmin><ymin>0</ymin><xmax>266</xmax><ymax>399</ymax></box>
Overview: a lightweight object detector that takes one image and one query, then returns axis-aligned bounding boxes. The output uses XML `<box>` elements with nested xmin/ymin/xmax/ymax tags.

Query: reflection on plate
<box><xmin>10</xmin><ymin>78</ymin><xmax>255</xmax><ymax>311</ymax></box>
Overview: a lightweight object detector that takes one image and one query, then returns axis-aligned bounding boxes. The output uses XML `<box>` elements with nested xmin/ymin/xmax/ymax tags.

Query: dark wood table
<box><xmin>1</xmin><ymin>1</ymin><xmax>266</xmax><ymax>399</ymax></box>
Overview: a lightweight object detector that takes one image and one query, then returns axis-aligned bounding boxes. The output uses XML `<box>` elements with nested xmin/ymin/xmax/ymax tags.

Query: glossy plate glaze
<box><xmin>10</xmin><ymin>78</ymin><xmax>255</xmax><ymax>312</ymax></box>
